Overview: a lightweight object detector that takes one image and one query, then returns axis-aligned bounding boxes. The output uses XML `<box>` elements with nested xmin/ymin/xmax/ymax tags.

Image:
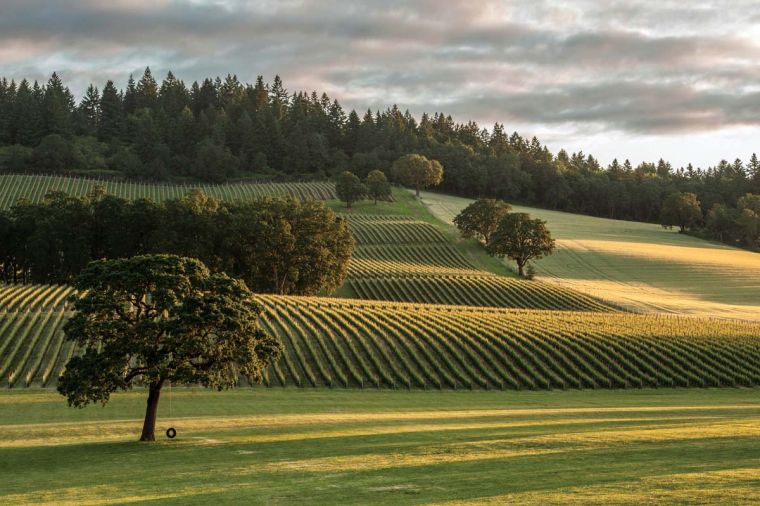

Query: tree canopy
<box><xmin>335</xmin><ymin>170</ymin><xmax>366</xmax><ymax>208</ymax></box>
<box><xmin>57</xmin><ymin>255</ymin><xmax>282</xmax><ymax>441</ymax></box>
<box><xmin>453</xmin><ymin>198</ymin><xmax>512</xmax><ymax>244</ymax></box>
<box><xmin>0</xmin><ymin>190</ymin><xmax>354</xmax><ymax>293</ymax></box>
<box><xmin>365</xmin><ymin>169</ymin><xmax>391</xmax><ymax>204</ymax></box>
<box><xmin>392</xmin><ymin>154</ymin><xmax>444</xmax><ymax>197</ymax></box>
<box><xmin>486</xmin><ymin>213</ymin><xmax>555</xmax><ymax>277</ymax></box>
<box><xmin>660</xmin><ymin>192</ymin><xmax>703</xmax><ymax>232</ymax></box>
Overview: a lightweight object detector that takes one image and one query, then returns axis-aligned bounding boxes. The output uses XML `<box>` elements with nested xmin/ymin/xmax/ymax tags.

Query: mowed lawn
<box><xmin>1</xmin><ymin>389</ymin><xmax>759</xmax><ymax>505</ymax></box>
<box><xmin>420</xmin><ymin>191</ymin><xmax>760</xmax><ymax>320</ymax></box>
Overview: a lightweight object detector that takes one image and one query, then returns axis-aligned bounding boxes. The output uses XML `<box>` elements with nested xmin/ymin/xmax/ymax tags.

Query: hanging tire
<box><xmin>166</xmin><ymin>427</ymin><xmax>177</xmax><ymax>439</ymax></box>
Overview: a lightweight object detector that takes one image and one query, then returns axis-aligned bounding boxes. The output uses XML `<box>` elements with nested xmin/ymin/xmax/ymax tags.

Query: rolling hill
<box><xmin>421</xmin><ymin>191</ymin><xmax>760</xmax><ymax>321</ymax></box>
<box><xmin>1</xmin><ymin>284</ymin><xmax>759</xmax><ymax>390</ymax></box>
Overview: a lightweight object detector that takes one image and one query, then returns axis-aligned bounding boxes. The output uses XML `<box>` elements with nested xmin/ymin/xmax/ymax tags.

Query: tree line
<box><xmin>0</xmin><ymin>188</ymin><xmax>354</xmax><ymax>292</ymax></box>
<box><xmin>660</xmin><ymin>191</ymin><xmax>760</xmax><ymax>249</ymax></box>
<box><xmin>0</xmin><ymin>69</ymin><xmax>758</xmax><ymax>245</ymax></box>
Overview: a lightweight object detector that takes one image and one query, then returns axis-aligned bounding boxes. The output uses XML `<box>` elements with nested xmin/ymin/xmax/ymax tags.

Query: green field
<box><xmin>1</xmin><ymin>388</ymin><xmax>758</xmax><ymax>505</ymax></box>
<box><xmin>420</xmin><ymin>191</ymin><xmax>760</xmax><ymax>321</ymax></box>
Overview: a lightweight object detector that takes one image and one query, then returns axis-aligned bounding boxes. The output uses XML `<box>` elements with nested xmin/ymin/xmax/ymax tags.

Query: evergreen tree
<box><xmin>42</xmin><ymin>73</ymin><xmax>74</xmax><ymax>137</ymax></box>
<box><xmin>98</xmin><ymin>80</ymin><xmax>123</xmax><ymax>141</ymax></box>
<box><xmin>135</xmin><ymin>67</ymin><xmax>158</xmax><ymax>111</ymax></box>
<box><xmin>76</xmin><ymin>84</ymin><xmax>100</xmax><ymax>136</ymax></box>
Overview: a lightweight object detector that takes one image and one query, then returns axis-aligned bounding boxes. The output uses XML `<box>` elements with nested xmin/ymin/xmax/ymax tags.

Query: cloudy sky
<box><xmin>2</xmin><ymin>0</ymin><xmax>759</xmax><ymax>166</ymax></box>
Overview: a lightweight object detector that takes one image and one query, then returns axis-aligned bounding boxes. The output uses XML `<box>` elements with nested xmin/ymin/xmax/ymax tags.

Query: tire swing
<box><xmin>165</xmin><ymin>381</ymin><xmax>177</xmax><ymax>439</ymax></box>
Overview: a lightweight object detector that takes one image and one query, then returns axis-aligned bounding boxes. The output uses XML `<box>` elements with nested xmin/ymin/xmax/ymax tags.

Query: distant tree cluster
<box><xmin>1</xmin><ymin>70</ymin><xmax>759</xmax><ymax>245</ymax></box>
<box><xmin>0</xmin><ymin>189</ymin><xmax>354</xmax><ymax>293</ymax></box>
<box><xmin>660</xmin><ymin>191</ymin><xmax>760</xmax><ymax>249</ymax></box>
<box><xmin>454</xmin><ymin>198</ymin><xmax>555</xmax><ymax>277</ymax></box>
<box><xmin>335</xmin><ymin>169</ymin><xmax>392</xmax><ymax>208</ymax></box>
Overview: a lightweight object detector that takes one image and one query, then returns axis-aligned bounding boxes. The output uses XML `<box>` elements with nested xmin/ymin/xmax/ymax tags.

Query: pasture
<box><xmin>1</xmin><ymin>388</ymin><xmax>758</xmax><ymax>505</ymax></box>
<box><xmin>420</xmin><ymin>191</ymin><xmax>760</xmax><ymax>321</ymax></box>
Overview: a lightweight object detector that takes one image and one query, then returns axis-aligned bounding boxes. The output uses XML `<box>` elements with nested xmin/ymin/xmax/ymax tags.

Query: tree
<box><xmin>192</xmin><ymin>138</ymin><xmax>239</xmax><ymax>183</ymax></box>
<box><xmin>453</xmin><ymin>198</ymin><xmax>512</xmax><ymax>244</ymax></box>
<box><xmin>222</xmin><ymin>198</ymin><xmax>354</xmax><ymax>295</ymax></box>
<box><xmin>660</xmin><ymin>192</ymin><xmax>702</xmax><ymax>232</ymax></box>
<box><xmin>335</xmin><ymin>170</ymin><xmax>366</xmax><ymax>208</ymax></box>
<box><xmin>486</xmin><ymin>213</ymin><xmax>555</xmax><ymax>276</ymax></box>
<box><xmin>57</xmin><ymin>255</ymin><xmax>282</xmax><ymax>441</ymax></box>
<box><xmin>392</xmin><ymin>154</ymin><xmax>444</xmax><ymax>197</ymax></box>
<box><xmin>32</xmin><ymin>134</ymin><xmax>81</xmax><ymax>173</ymax></box>
<box><xmin>365</xmin><ymin>170</ymin><xmax>391</xmax><ymax>204</ymax></box>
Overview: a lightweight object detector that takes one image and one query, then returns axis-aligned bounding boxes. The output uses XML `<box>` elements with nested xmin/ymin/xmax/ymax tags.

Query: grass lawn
<box><xmin>420</xmin><ymin>191</ymin><xmax>760</xmax><ymax>320</ymax></box>
<box><xmin>1</xmin><ymin>388</ymin><xmax>759</xmax><ymax>504</ymax></box>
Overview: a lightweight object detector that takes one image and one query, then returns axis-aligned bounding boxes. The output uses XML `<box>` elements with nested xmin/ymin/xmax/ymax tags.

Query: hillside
<box><xmin>421</xmin><ymin>191</ymin><xmax>760</xmax><ymax>321</ymax></box>
<box><xmin>2</xmin><ymin>284</ymin><xmax>760</xmax><ymax>390</ymax></box>
<box><xmin>0</xmin><ymin>174</ymin><xmax>615</xmax><ymax>311</ymax></box>
<box><xmin>0</xmin><ymin>174</ymin><xmax>336</xmax><ymax>209</ymax></box>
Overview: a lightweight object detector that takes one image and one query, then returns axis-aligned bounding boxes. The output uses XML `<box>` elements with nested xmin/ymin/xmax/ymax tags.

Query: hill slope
<box><xmin>421</xmin><ymin>191</ymin><xmax>760</xmax><ymax>321</ymax></box>
<box><xmin>0</xmin><ymin>174</ymin><xmax>336</xmax><ymax>208</ymax></box>
<box><xmin>2</xmin><ymin>285</ymin><xmax>759</xmax><ymax>390</ymax></box>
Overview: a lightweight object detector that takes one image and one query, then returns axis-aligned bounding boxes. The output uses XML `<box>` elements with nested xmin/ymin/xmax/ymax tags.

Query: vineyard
<box><xmin>2</xmin><ymin>284</ymin><xmax>759</xmax><ymax>390</ymax></box>
<box><xmin>343</xmin><ymin>214</ymin><xmax>614</xmax><ymax>311</ymax></box>
<box><xmin>0</xmin><ymin>174</ymin><xmax>336</xmax><ymax>209</ymax></box>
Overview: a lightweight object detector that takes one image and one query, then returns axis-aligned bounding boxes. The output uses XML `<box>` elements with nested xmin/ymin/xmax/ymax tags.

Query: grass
<box><xmin>1</xmin><ymin>388</ymin><xmax>758</xmax><ymax>505</ymax></box>
<box><xmin>420</xmin><ymin>191</ymin><xmax>760</xmax><ymax>320</ymax></box>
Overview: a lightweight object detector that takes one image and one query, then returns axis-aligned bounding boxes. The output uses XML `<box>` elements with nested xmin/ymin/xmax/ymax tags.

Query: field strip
<box><xmin>432</xmin><ymin>467</ymin><xmax>760</xmax><ymax>505</ymax></box>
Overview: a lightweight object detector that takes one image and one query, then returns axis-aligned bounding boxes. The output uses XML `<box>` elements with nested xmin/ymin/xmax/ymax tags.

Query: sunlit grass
<box><xmin>1</xmin><ymin>388</ymin><xmax>758</xmax><ymax>505</ymax></box>
<box><xmin>420</xmin><ymin>191</ymin><xmax>760</xmax><ymax>320</ymax></box>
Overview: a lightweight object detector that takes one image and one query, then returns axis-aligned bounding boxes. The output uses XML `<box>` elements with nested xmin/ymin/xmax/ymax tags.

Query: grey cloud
<box><xmin>1</xmin><ymin>0</ymin><xmax>760</xmax><ymax>141</ymax></box>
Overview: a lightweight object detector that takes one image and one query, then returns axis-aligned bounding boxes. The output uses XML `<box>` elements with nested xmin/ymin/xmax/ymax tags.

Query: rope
<box><xmin>168</xmin><ymin>380</ymin><xmax>172</xmax><ymax>420</ymax></box>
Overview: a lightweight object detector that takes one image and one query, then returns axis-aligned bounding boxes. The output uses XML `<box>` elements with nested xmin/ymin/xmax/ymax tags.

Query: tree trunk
<box><xmin>415</xmin><ymin>186</ymin><xmax>420</xmax><ymax>198</ymax></box>
<box><xmin>139</xmin><ymin>380</ymin><xmax>164</xmax><ymax>441</ymax></box>
<box><xmin>517</xmin><ymin>260</ymin><xmax>525</xmax><ymax>277</ymax></box>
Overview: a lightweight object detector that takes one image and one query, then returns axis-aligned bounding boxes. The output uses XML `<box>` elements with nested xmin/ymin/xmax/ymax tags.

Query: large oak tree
<box><xmin>486</xmin><ymin>213</ymin><xmax>555</xmax><ymax>277</ymax></box>
<box><xmin>57</xmin><ymin>255</ymin><xmax>282</xmax><ymax>441</ymax></box>
<box><xmin>453</xmin><ymin>198</ymin><xmax>512</xmax><ymax>245</ymax></box>
<box><xmin>392</xmin><ymin>154</ymin><xmax>444</xmax><ymax>197</ymax></box>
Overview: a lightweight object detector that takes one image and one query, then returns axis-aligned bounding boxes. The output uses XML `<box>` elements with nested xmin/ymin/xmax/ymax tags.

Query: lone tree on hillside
<box><xmin>392</xmin><ymin>154</ymin><xmax>444</xmax><ymax>197</ymax></box>
<box><xmin>335</xmin><ymin>170</ymin><xmax>366</xmax><ymax>208</ymax></box>
<box><xmin>486</xmin><ymin>213</ymin><xmax>555</xmax><ymax>277</ymax></box>
<box><xmin>57</xmin><ymin>255</ymin><xmax>282</xmax><ymax>442</ymax></box>
<box><xmin>454</xmin><ymin>198</ymin><xmax>512</xmax><ymax>244</ymax></box>
<box><xmin>365</xmin><ymin>170</ymin><xmax>391</xmax><ymax>204</ymax></box>
<box><xmin>660</xmin><ymin>192</ymin><xmax>702</xmax><ymax>232</ymax></box>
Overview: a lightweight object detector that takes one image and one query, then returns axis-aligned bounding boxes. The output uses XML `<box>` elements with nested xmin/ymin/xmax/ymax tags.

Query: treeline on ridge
<box><xmin>0</xmin><ymin>188</ymin><xmax>353</xmax><ymax>291</ymax></box>
<box><xmin>0</xmin><ymin>69</ymin><xmax>759</xmax><ymax>245</ymax></box>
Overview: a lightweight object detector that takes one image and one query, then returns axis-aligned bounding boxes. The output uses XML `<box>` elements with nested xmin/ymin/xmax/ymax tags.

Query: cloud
<box><xmin>1</xmin><ymin>0</ymin><xmax>760</xmax><ymax>164</ymax></box>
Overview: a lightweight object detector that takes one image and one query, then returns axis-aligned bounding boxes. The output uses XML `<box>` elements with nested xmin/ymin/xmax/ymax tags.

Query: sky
<box><xmin>1</xmin><ymin>0</ymin><xmax>759</xmax><ymax>167</ymax></box>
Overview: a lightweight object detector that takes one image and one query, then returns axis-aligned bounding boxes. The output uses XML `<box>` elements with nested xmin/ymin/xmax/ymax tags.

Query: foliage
<box><xmin>335</xmin><ymin>170</ymin><xmax>366</xmax><ymax>208</ymax></box>
<box><xmin>392</xmin><ymin>154</ymin><xmax>444</xmax><ymax>197</ymax></box>
<box><xmin>486</xmin><ymin>213</ymin><xmax>555</xmax><ymax>276</ymax></box>
<box><xmin>1</xmin><ymin>71</ymin><xmax>759</xmax><ymax>246</ymax></box>
<box><xmin>660</xmin><ymin>192</ymin><xmax>702</xmax><ymax>232</ymax></box>
<box><xmin>453</xmin><ymin>198</ymin><xmax>512</xmax><ymax>244</ymax></box>
<box><xmin>0</xmin><ymin>186</ymin><xmax>353</xmax><ymax>295</ymax></box>
<box><xmin>221</xmin><ymin>198</ymin><xmax>354</xmax><ymax>295</ymax></box>
<box><xmin>365</xmin><ymin>170</ymin><xmax>391</xmax><ymax>204</ymax></box>
<box><xmin>56</xmin><ymin>255</ymin><xmax>282</xmax><ymax>440</ymax></box>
